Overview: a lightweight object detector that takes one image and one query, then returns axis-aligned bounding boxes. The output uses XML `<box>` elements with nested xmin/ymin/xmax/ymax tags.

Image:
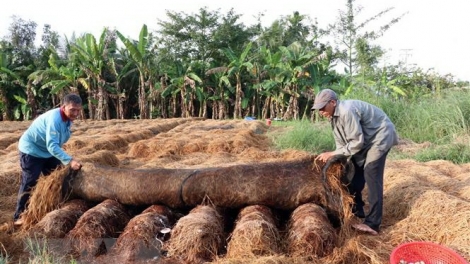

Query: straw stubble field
<box><xmin>0</xmin><ymin>118</ymin><xmax>469</xmax><ymax>264</ymax></box>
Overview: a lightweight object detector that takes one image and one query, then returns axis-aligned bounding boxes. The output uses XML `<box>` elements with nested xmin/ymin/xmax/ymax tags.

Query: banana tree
<box><xmin>71</xmin><ymin>30</ymin><xmax>116</xmax><ymax>120</ymax></box>
<box><xmin>0</xmin><ymin>48</ymin><xmax>24</xmax><ymax>120</ymax></box>
<box><xmin>205</xmin><ymin>66</ymin><xmax>231</xmax><ymax>119</ymax></box>
<box><xmin>29</xmin><ymin>49</ymin><xmax>85</xmax><ymax>94</ymax></box>
<box><xmin>164</xmin><ymin>61</ymin><xmax>202</xmax><ymax>118</ymax></box>
<box><xmin>277</xmin><ymin>42</ymin><xmax>312</xmax><ymax>120</ymax></box>
<box><xmin>257</xmin><ymin>45</ymin><xmax>284</xmax><ymax>119</ymax></box>
<box><xmin>223</xmin><ymin>42</ymin><xmax>253</xmax><ymax>119</ymax></box>
<box><xmin>116</xmin><ymin>25</ymin><xmax>156</xmax><ymax>119</ymax></box>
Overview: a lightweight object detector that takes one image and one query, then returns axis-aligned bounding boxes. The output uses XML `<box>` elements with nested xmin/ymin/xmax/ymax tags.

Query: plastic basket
<box><xmin>390</xmin><ymin>241</ymin><xmax>468</xmax><ymax>264</ymax></box>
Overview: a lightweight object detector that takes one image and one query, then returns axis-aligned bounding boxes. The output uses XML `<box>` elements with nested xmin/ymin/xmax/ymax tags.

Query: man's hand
<box><xmin>70</xmin><ymin>159</ymin><xmax>82</xmax><ymax>170</ymax></box>
<box><xmin>315</xmin><ymin>151</ymin><xmax>335</xmax><ymax>162</ymax></box>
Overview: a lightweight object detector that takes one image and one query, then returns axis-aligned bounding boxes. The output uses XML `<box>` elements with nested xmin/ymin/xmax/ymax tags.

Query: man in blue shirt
<box><xmin>14</xmin><ymin>93</ymin><xmax>83</xmax><ymax>225</ymax></box>
<box><xmin>313</xmin><ymin>89</ymin><xmax>398</xmax><ymax>236</ymax></box>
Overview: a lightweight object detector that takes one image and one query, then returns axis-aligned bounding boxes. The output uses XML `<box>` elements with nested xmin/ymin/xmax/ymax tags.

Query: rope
<box><xmin>179</xmin><ymin>169</ymin><xmax>199</xmax><ymax>206</ymax></box>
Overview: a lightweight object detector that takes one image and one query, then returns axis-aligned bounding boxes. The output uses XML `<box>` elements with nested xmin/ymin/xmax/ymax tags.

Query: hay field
<box><xmin>0</xmin><ymin>118</ymin><xmax>469</xmax><ymax>263</ymax></box>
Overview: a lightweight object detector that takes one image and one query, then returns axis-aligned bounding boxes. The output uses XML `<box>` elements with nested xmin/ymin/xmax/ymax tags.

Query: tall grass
<box><xmin>271</xmin><ymin>89</ymin><xmax>470</xmax><ymax>163</ymax></box>
<box><xmin>349</xmin><ymin>89</ymin><xmax>470</xmax><ymax>144</ymax></box>
<box><xmin>24</xmin><ymin>237</ymin><xmax>77</xmax><ymax>264</ymax></box>
<box><xmin>0</xmin><ymin>242</ymin><xmax>7</xmax><ymax>264</ymax></box>
<box><xmin>270</xmin><ymin>120</ymin><xmax>335</xmax><ymax>154</ymax></box>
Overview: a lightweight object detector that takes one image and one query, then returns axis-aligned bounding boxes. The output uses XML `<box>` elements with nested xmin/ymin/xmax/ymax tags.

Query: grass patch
<box><xmin>0</xmin><ymin>242</ymin><xmax>8</xmax><ymax>264</ymax></box>
<box><xmin>268</xmin><ymin>120</ymin><xmax>335</xmax><ymax>154</ymax></box>
<box><xmin>25</xmin><ymin>237</ymin><xmax>77</xmax><ymax>264</ymax></box>
<box><xmin>414</xmin><ymin>143</ymin><xmax>470</xmax><ymax>164</ymax></box>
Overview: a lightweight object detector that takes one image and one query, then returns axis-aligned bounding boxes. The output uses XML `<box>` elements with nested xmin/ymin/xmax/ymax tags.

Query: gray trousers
<box><xmin>348</xmin><ymin>150</ymin><xmax>389</xmax><ymax>232</ymax></box>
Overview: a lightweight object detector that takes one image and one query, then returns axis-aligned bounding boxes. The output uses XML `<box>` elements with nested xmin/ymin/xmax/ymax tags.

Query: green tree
<box><xmin>0</xmin><ymin>42</ymin><xmax>23</xmax><ymax>120</ymax></box>
<box><xmin>224</xmin><ymin>42</ymin><xmax>253</xmax><ymax>119</ymax></box>
<box><xmin>117</xmin><ymin>24</ymin><xmax>158</xmax><ymax>119</ymax></box>
<box><xmin>330</xmin><ymin>0</ymin><xmax>406</xmax><ymax>78</ymax></box>
<box><xmin>71</xmin><ymin>29</ymin><xmax>116</xmax><ymax>120</ymax></box>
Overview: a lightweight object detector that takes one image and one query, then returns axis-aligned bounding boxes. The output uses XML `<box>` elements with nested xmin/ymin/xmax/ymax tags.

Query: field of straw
<box><xmin>0</xmin><ymin>118</ymin><xmax>469</xmax><ymax>264</ymax></box>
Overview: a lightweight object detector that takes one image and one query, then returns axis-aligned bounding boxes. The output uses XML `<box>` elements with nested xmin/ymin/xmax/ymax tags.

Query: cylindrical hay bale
<box><xmin>70</xmin><ymin>157</ymin><xmax>346</xmax><ymax>214</ymax></box>
<box><xmin>70</xmin><ymin>164</ymin><xmax>190</xmax><ymax>208</ymax></box>
<box><xmin>226</xmin><ymin>205</ymin><xmax>281</xmax><ymax>258</ymax></box>
<box><xmin>165</xmin><ymin>205</ymin><xmax>225</xmax><ymax>263</ymax></box>
<box><xmin>286</xmin><ymin>203</ymin><xmax>337</xmax><ymax>259</ymax></box>
<box><xmin>141</xmin><ymin>204</ymin><xmax>176</xmax><ymax>225</ymax></box>
<box><xmin>32</xmin><ymin>199</ymin><xmax>90</xmax><ymax>238</ymax></box>
<box><xmin>66</xmin><ymin>199</ymin><xmax>130</xmax><ymax>259</ymax></box>
<box><xmin>111</xmin><ymin>205</ymin><xmax>174</xmax><ymax>263</ymax></box>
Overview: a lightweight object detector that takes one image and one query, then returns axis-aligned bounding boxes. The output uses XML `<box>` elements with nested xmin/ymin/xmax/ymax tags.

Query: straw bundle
<box><xmin>226</xmin><ymin>205</ymin><xmax>281</xmax><ymax>258</ymax></box>
<box><xmin>0</xmin><ymin>133</ymin><xmax>20</xmax><ymax>150</ymax></box>
<box><xmin>66</xmin><ymin>199</ymin><xmax>130</xmax><ymax>259</ymax></box>
<box><xmin>326</xmin><ymin>235</ymin><xmax>393</xmax><ymax>264</ymax></box>
<box><xmin>19</xmin><ymin>166</ymin><xmax>71</xmax><ymax>230</ymax></box>
<box><xmin>110</xmin><ymin>205</ymin><xmax>174</xmax><ymax>262</ymax></box>
<box><xmin>165</xmin><ymin>205</ymin><xmax>225</xmax><ymax>263</ymax></box>
<box><xmin>388</xmin><ymin>190</ymin><xmax>470</xmax><ymax>260</ymax></box>
<box><xmin>286</xmin><ymin>203</ymin><xmax>337</xmax><ymax>259</ymax></box>
<box><xmin>213</xmin><ymin>255</ymin><xmax>310</xmax><ymax>264</ymax></box>
<box><xmin>32</xmin><ymin>199</ymin><xmax>89</xmax><ymax>238</ymax></box>
<box><xmin>0</xmin><ymin>168</ymin><xmax>20</xmax><ymax>196</ymax></box>
<box><xmin>80</xmin><ymin>150</ymin><xmax>120</xmax><ymax>167</ymax></box>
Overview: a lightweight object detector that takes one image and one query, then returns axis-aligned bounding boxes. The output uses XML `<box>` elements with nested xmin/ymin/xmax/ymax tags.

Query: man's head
<box><xmin>311</xmin><ymin>89</ymin><xmax>337</xmax><ymax>118</ymax></box>
<box><xmin>62</xmin><ymin>94</ymin><xmax>82</xmax><ymax>121</ymax></box>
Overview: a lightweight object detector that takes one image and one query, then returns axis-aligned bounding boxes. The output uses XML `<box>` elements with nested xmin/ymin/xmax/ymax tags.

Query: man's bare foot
<box><xmin>352</xmin><ymin>223</ymin><xmax>378</xmax><ymax>236</ymax></box>
<box><xmin>13</xmin><ymin>218</ymin><xmax>23</xmax><ymax>227</ymax></box>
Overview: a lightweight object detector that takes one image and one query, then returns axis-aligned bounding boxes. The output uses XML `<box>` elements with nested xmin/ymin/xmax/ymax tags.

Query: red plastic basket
<box><xmin>390</xmin><ymin>241</ymin><xmax>468</xmax><ymax>264</ymax></box>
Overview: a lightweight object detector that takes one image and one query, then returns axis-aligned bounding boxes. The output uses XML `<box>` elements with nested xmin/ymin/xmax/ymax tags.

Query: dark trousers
<box><xmin>14</xmin><ymin>152</ymin><xmax>62</xmax><ymax>220</ymax></box>
<box><xmin>347</xmin><ymin>150</ymin><xmax>389</xmax><ymax>232</ymax></box>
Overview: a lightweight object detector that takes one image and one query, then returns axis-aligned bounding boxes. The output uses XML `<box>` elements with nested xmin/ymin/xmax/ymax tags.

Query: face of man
<box><xmin>63</xmin><ymin>103</ymin><xmax>82</xmax><ymax>121</ymax></box>
<box><xmin>318</xmin><ymin>100</ymin><xmax>336</xmax><ymax>119</ymax></box>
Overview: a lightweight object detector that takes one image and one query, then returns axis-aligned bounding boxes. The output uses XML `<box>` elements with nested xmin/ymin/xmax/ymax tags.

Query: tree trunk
<box><xmin>87</xmin><ymin>90</ymin><xmax>95</xmax><ymax>120</ymax></box>
<box><xmin>234</xmin><ymin>74</ymin><xmax>242</xmax><ymax>119</ymax></box>
<box><xmin>0</xmin><ymin>89</ymin><xmax>11</xmax><ymax>121</ymax></box>
<box><xmin>139</xmin><ymin>75</ymin><xmax>148</xmax><ymax>119</ymax></box>
<box><xmin>97</xmin><ymin>82</ymin><xmax>105</xmax><ymax>120</ymax></box>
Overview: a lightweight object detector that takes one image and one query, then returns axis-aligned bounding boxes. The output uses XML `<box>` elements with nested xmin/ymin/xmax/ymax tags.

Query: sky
<box><xmin>1</xmin><ymin>0</ymin><xmax>469</xmax><ymax>82</ymax></box>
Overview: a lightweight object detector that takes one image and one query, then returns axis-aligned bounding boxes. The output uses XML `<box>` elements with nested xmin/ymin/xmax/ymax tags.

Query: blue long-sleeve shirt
<box><xmin>18</xmin><ymin>108</ymin><xmax>73</xmax><ymax>165</ymax></box>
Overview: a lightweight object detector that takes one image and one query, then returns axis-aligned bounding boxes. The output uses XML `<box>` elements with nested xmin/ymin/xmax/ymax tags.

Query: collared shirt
<box><xmin>18</xmin><ymin>108</ymin><xmax>73</xmax><ymax>165</ymax></box>
<box><xmin>60</xmin><ymin>106</ymin><xmax>70</xmax><ymax>122</ymax></box>
<box><xmin>330</xmin><ymin>99</ymin><xmax>399</xmax><ymax>167</ymax></box>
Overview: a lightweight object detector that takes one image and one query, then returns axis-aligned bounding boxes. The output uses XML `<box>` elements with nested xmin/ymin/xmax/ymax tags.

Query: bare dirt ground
<box><xmin>0</xmin><ymin>118</ymin><xmax>469</xmax><ymax>263</ymax></box>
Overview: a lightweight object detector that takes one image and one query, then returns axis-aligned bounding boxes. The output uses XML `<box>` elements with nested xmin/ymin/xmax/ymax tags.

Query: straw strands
<box><xmin>286</xmin><ymin>203</ymin><xmax>337</xmax><ymax>259</ymax></box>
<box><xmin>165</xmin><ymin>205</ymin><xmax>225</xmax><ymax>263</ymax></box>
<box><xmin>226</xmin><ymin>205</ymin><xmax>281</xmax><ymax>258</ymax></box>
<box><xmin>66</xmin><ymin>199</ymin><xmax>130</xmax><ymax>258</ymax></box>
<box><xmin>31</xmin><ymin>199</ymin><xmax>89</xmax><ymax>238</ymax></box>
<box><xmin>19</xmin><ymin>166</ymin><xmax>71</xmax><ymax>230</ymax></box>
<box><xmin>110</xmin><ymin>205</ymin><xmax>174</xmax><ymax>263</ymax></box>
<box><xmin>3</xmin><ymin>119</ymin><xmax>469</xmax><ymax>263</ymax></box>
